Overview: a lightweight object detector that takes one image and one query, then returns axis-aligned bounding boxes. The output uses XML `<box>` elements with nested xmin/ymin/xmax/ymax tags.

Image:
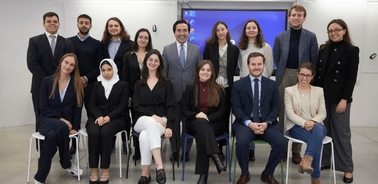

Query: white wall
<box><xmin>0</xmin><ymin>0</ymin><xmax>376</xmax><ymax>127</ymax></box>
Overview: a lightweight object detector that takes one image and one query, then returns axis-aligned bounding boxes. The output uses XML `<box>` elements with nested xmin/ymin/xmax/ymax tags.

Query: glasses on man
<box><xmin>327</xmin><ymin>28</ymin><xmax>344</xmax><ymax>34</ymax></box>
<box><xmin>299</xmin><ymin>73</ymin><xmax>313</xmax><ymax>78</ymax></box>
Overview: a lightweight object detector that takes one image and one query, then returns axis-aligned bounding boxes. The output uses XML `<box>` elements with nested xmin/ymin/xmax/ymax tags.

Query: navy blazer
<box><xmin>231</xmin><ymin>75</ymin><xmax>280</xmax><ymax>125</ymax></box>
<box><xmin>27</xmin><ymin>34</ymin><xmax>75</xmax><ymax>94</ymax></box>
<box><xmin>122</xmin><ymin>52</ymin><xmax>141</xmax><ymax>98</ymax></box>
<box><xmin>314</xmin><ymin>42</ymin><xmax>359</xmax><ymax>104</ymax></box>
<box><xmin>88</xmin><ymin>81</ymin><xmax>129</xmax><ymax>130</ymax></box>
<box><xmin>182</xmin><ymin>84</ymin><xmax>226</xmax><ymax>132</ymax></box>
<box><xmin>273</xmin><ymin>28</ymin><xmax>318</xmax><ymax>85</ymax></box>
<box><xmin>102</xmin><ymin>39</ymin><xmax>133</xmax><ymax>79</ymax></box>
<box><xmin>203</xmin><ymin>43</ymin><xmax>240</xmax><ymax>90</ymax></box>
<box><xmin>38</xmin><ymin>75</ymin><xmax>82</xmax><ymax>131</ymax></box>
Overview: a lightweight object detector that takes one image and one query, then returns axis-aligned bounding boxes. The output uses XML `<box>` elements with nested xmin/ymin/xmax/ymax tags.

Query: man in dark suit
<box><xmin>232</xmin><ymin>52</ymin><xmax>286</xmax><ymax>184</ymax></box>
<box><xmin>27</xmin><ymin>12</ymin><xmax>75</xmax><ymax>136</ymax></box>
<box><xmin>162</xmin><ymin>20</ymin><xmax>202</xmax><ymax>162</ymax></box>
<box><xmin>68</xmin><ymin>14</ymin><xmax>102</xmax><ymax>155</ymax></box>
<box><xmin>273</xmin><ymin>4</ymin><xmax>318</xmax><ymax>164</ymax></box>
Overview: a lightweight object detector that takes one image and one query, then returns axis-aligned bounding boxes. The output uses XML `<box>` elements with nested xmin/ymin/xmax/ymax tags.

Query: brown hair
<box><xmin>193</xmin><ymin>60</ymin><xmax>224</xmax><ymax>107</ymax></box>
<box><xmin>43</xmin><ymin>12</ymin><xmax>59</xmax><ymax>22</ymax></box>
<box><xmin>49</xmin><ymin>53</ymin><xmax>83</xmax><ymax>107</ymax></box>
<box><xmin>101</xmin><ymin>17</ymin><xmax>130</xmax><ymax>43</ymax></box>
<box><xmin>289</xmin><ymin>4</ymin><xmax>307</xmax><ymax>17</ymax></box>
<box><xmin>238</xmin><ymin>19</ymin><xmax>266</xmax><ymax>50</ymax></box>
<box><xmin>205</xmin><ymin>21</ymin><xmax>231</xmax><ymax>45</ymax></box>
<box><xmin>320</xmin><ymin>19</ymin><xmax>354</xmax><ymax>50</ymax></box>
<box><xmin>129</xmin><ymin>28</ymin><xmax>153</xmax><ymax>52</ymax></box>
<box><xmin>298</xmin><ymin>61</ymin><xmax>316</xmax><ymax>76</ymax></box>
<box><xmin>247</xmin><ymin>52</ymin><xmax>266</xmax><ymax>64</ymax></box>
<box><xmin>139</xmin><ymin>49</ymin><xmax>166</xmax><ymax>84</ymax></box>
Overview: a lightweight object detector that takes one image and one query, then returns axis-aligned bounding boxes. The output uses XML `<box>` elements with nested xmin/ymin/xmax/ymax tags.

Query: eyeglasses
<box><xmin>327</xmin><ymin>28</ymin><xmax>344</xmax><ymax>34</ymax></box>
<box><xmin>299</xmin><ymin>73</ymin><xmax>313</xmax><ymax>78</ymax></box>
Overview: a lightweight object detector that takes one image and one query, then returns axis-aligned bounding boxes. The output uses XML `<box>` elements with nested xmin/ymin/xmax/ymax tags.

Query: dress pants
<box><xmin>289</xmin><ymin>124</ymin><xmax>327</xmax><ymax>178</ymax></box>
<box><xmin>34</xmin><ymin>118</ymin><xmax>71</xmax><ymax>183</ymax></box>
<box><xmin>134</xmin><ymin>116</ymin><xmax>166</xmax><ymax>165</ymax></box>
<box><xmin>86</xmin><ymin>119</ymin><xmax>123</xmax><ymax>168</ymax></box>
<box><xmin>278</xmin><ymin>69</ymin><xmax>302</xmax><ymax>153</ymax></box>
<box><xmin>232</xmin><ymin>122</ymin><xmax>286</xmax><ymax>175</ymax></box>
<box><xmin>188</xmin><ymin>118</ymin><xmax>223</xmax><ymax>174</ymax></box>
<box><xmin>322</xmin><ymin>103</ymin><xmax>353</xmax><ymax>173</ymax></box>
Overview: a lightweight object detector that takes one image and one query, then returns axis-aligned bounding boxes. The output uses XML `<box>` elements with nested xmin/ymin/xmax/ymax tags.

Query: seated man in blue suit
<box><xmin>232</xmin><ymin>52</ymin><xmax>286</xmax><ymax>184</ymax></box>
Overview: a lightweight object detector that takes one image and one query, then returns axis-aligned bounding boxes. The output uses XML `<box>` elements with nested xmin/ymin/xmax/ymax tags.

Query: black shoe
<box><xmin>211</xmin><ymin>153</ymin><xmax>227</xmax><ymax>174</ymax></box>
<box><xmin>138</xmin><ymin>175</ymin><xmax>151</xmax><ymax>184</ymax></box>
<box><xmin>69</xmin><ymin>146</ymin><xmax>76</xmax><ymax>155</ymax></box>
<box><xmin>343</xmin><ymin>175</ymin><xmax>353</xmax><ymax>183</ymax></box>
<box><xmin>133</xmin><ymin>153</ymin><xmax>141</xmax><ymax>161</ymax></box>
<box><xmin>197</xmin><ymin>174</ymin><xmax>208</xmax><ymax>184</ymax></box>
<box><xmin>181</xmin><ymin>152</ymin><xmax>190</xmax><ymax>162</ymax></box>
<box><xmin>156</xmin><ymin>169</ymin><xmax>166</xmax><ymax>184</ymax></box>
<box><xmin>249</xmin><ymin>150</ymin><xmax>255</xmax><ymax>162</ymax></box>
<box><xmin>170</xmin><ymin>152</ymin><xmax>178</xmax><ymax>162</ymax></box>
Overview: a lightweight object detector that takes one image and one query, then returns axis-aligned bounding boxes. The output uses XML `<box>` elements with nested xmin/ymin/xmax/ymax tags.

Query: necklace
<box><xmin>332</xmin><ymin>45</ymin><xmax>339</xmax><ymax>52</ymax></box>
<box><xmin>199</xmin><ymin>84</ymin><xmax>207</xmax><ymax>91</ymax></box>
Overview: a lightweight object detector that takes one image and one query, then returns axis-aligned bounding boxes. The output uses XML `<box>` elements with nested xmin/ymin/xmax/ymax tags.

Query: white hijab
<box><xmin>98</xmin><ymin>59</ymin><xmax>119</xmax><ymax>99</ymax></box>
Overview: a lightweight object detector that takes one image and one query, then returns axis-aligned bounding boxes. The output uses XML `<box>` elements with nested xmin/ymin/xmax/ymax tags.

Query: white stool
<box><xmin>79</xmin><ymin>129</ymin><xmax>129</xmax><ymax>178</ymax></box>
<box><xmin>27</xmin><ymin>132</ymin><xmax>80</xmax><ymax>182</ymax></box>
<box><xmin>284</xmin><ymin>131</ymin><xmax>336</xmax><ymax>184</ymax></box>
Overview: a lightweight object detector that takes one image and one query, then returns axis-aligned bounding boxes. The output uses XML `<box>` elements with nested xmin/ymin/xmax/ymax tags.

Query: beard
<box><xmin>79</xmin><ymin>28</ymin><xmax>89</xmax><ymax>35</ymax></box>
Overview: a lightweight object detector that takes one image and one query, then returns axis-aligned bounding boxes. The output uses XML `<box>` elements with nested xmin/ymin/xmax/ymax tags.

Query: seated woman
<box><xmin>86</xmin><ymin>59</ymin><xmax>129</xmax><ymax>184</ymax></box>
<box><xmin>133</xmin><ymin>49</ymin><xmax>175</xmax><ymax>184</ymax></box>
<box><xmin>182</xmin><ymin>60</ymin><xmax>227</xmax><ymax>184</ymax></box>
<box><xmin>34</xmin><ymin>53</ymin><xmax>84</xmax><ymax>184</ymax></box>
<box><xmin>284</xmin><ymin>62</ymin><xmax>327</xmax><ymax>184</ymax></box>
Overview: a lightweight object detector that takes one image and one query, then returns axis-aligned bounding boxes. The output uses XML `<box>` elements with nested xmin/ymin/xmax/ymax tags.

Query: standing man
<box><xmin>273</xmin><ymin>4</ymin><xmax>318</xmax><ymax>164</ymax></box>
<box><xmin>68</xmin><ymin>14</ymin><xmax>102</xmax><ymax>154</ymax></box>
<box><xmin>162</xmin><ymin>20</ymin><xmax>202</xmax><ymax>162</ymax></box>
<box><xmin>27</xmin><ymin>12</ymin><xmax>75</xmax><ymax>144</ymax></box>
<box><xmin>232</xmin><ymin>52</ymin><xmax>286</xmax><ymax>184</ymax></box>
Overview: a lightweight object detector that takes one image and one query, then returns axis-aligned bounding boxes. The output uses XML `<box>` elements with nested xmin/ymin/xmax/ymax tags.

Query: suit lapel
<box><xmin>243</xmin><ymin>77</ymin><xmax>253</xmax><ymax>103</ymax></box>
<box><xmin>292</xmin><ymin>85</ymin><xmax>301</xmax><ymax>113</ymax></box>
<box><xmin>115</xmin><ymin>41</ymin><xmax>125</xmax><ymax>59</ymax></box>
<box><xmin>185</xmin><ymin>44</ymin><xmax>193</xmax><ymax>68</ymax></box>
<box><xmin>107</xmin><ymin>81</ymin><xmax>119</xmax><ymax>100</ymax></box>
<box><xmin>41</xmin><ymin>34</ymin><xmax>54</xmax><ymax>59</ymax></box>
<box><xmin>260</xmin><ymin>77</ymin><xmax>267</xmax><ymax>104</ymax></box>
<box><xmin>62</xmin><ymin>79</ymin><xmax>74</xmax><ymax>105</ymax></box>
<box><xmin>326</xmin><ymin>43</ymin><xmax>348</xmax><ymax>74</ymax></box>
<box><xmin>282</xmin><ymin>31</ymin><xmax>290</xmax><ymax>62</ymax></box>
<box><xmin>298</xmin><ymin>30</ymin><xmax>309</xmax><ymax>62</ymax></box>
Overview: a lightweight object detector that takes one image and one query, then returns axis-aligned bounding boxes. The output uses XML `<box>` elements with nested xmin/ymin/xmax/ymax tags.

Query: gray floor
<box><xmin>0</xmin><ymin>125</ymin><xmax>377</xmax><ymax>184</ymax></box>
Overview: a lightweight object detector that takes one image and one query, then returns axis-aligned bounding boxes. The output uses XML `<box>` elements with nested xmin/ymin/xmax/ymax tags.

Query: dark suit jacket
<box><xmin>27</xmin><ymin>34</ymin><xmax>75</xmax><ymax>94</ymax></box>
<box><xmin>313</xmin><ymin>42</ymin><xmax>359</xmax><ymax>104</ymax></box>
<box><xmin>203</xmin><ymin>43</ymin><xmax>240</xmax><ymax>90</ymax></box>
<box><xmin>122</xmin><ymin>52</ymin><xmax>141</xmax><ymax>98</ymax></box>
<box><xmin>231</xmin><ymin>76</ymin><xmax>280</xmax><ymax>125</ymax></box>
<box><xmin>162</xmin><ymin>42</ymin><xmax>202</xmax><ymax>102</ymax></box>
<box><xmin>38</xmin><ymin>75</ymin><xmax>82</xmax><ymax>131</ymax></box>
<box><xmin>88</xmin><ymin>81</ymin><xmax>129</xmax><ymax>130</ymax></box>
<box><xmin>102</xmin><ymin>39</ymin><xmax>133</xmax><ymax>79</ymax></box>
<box><xmin>182</xmin><ymin>84</ymin><xmax>226</xmax><ymax>133</ymax></box>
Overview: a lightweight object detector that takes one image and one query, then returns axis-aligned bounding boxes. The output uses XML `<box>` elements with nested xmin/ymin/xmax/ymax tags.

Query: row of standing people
<box><xmin>26</xmin><ymin>3</ymin><xmax>358</xmax><ymax>184</ymax></box>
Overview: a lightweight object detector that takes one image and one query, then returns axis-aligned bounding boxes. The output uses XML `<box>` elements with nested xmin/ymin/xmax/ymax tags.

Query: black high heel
<box><xmin>211</xmin><ymin>153</ymin><xmax>227</xmax><ymax>174</ymax></box>
<box><xmin>197</xmin><ymin>174</ymin><xmax>208</xmax><ymax>184</ymax></box>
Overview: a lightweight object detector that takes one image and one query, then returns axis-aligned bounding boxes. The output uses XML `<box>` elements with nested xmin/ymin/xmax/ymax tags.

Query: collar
<box><xmin>76</xmin><ymin>33</ymin><xmax>90</xmax><ymax>41</ymax></box>
<box><xmin>176</xmin><ymin>41</ymin><xmax>187</xmax><ymax>48</ymax></box>
<box><xmin>248</xmin><ymin>74</ymin><xmax>262</xmax><ymax>82</ymax></box>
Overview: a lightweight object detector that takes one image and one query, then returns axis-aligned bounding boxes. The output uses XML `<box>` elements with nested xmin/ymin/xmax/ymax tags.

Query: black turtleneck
<box><xmin>286</xmin><ymin>27</ymin><xmax>302</xmax><ymax>69</ymax></box>
<box><xmin>325</xmin><ymin>40</ymin><xmax>345</xmax><ymax>72</ymax></box>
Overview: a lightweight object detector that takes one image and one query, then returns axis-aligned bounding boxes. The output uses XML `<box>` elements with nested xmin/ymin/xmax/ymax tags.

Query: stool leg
<box><xmin>81</xmin><ymin>134</ymin><xmax>89</xmax><ymax>167</ymax></box>
<box><xmin>118</xmin><ymin>133</ymin><xmax>122</xmax><ymax>179</ymax></box>
<box><xmin>74</xmin><ymin>137</ymin><xmax>80</xmax><ymax>181</ymax></box>
<box><xmin>27</xmin><ymin>137</ymin><xmax>34</xmax><ymax>183</ymax></box>
<box><xmin>331</xmin><ymin>142</ymin><xmax>336</xmax><ymax>184</ymax></box>
<box><xmin>181</xmin><ymin>135</ymin><xmax>188</xmax><ymax>181</ymax></box>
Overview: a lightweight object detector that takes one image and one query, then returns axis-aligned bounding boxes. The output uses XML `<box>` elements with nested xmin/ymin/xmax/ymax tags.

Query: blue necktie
<box><xmin>180</xmin><ymin>44</ymin><xmax>185</xmax><ymax>67</ymax></box>
<box><xmin>253</xmin><ymin>78</ymin><xmax>260</xmax><ymax>122</ymax></box>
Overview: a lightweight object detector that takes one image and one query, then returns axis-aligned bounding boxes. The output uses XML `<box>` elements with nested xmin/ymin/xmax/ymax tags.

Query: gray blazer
<box><xmin>273</xmin><ymin>28</ymin><xmax>318</xmax><ymax>84</ymax></box>
<box><xmin>162</xmin><ymin>42</ymin><xmax>202</xmax><ymax>102</ymax></box>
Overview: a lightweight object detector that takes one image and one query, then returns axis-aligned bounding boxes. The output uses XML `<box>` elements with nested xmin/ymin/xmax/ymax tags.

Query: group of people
<box><xmin>26</xmin><ymin>3</ymin><xmax>359</xmax><ymax>184</ymax></box>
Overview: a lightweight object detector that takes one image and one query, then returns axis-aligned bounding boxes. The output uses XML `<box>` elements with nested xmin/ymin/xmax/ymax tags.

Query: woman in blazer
<box><xmin>182</xmin><ymin>60</ymin><xmax>227</xmax><ymax>184</ymax></box>
<box><xmin>122</xmin><ymin>28</ymin><xmax>153</xmax><ymax>161</ymax></box>
<box><xmin>133</xmin><ymin>49</ymin><xmax>175</xmax><ymax>184</ymax></box>
<box><xmin>285</xmin><ymin>62</ymin><xmax>326</xmax><ymax>184</ymax></box>
<box><xmin>86</xmin><ymin>59</ymin><xmax>129</xmax><ymax>184</ymax></box>
<box><xmin>34</xmin><ymin>53</ymin><xmax>84</xmax><ymax>184</ymax></box>
<box><xmin>100</xmin><ymin>16</ymin><xmax>132</xmax><ymax>153</ymax></box>
<box><xmin>313</xmin><ymin>19</ymin><xmax>359</xmax><ymax>183</ymax></box>
<box><xmin>203</xmin><ymin>21</ymin><xmax>239</xmax><ymax>158</ymax></box>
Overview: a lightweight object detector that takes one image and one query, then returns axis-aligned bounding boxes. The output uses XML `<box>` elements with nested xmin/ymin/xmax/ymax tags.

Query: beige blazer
<box><xmin>284</xmin><ymin>84</ymin><xmax>326</xmax><ymax>131</ymax></box>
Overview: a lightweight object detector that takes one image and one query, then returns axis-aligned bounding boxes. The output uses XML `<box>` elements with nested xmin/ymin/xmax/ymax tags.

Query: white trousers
<box><xmin>134</xmin><ymin>116</ymin><xmax>166</xmax><ymax>165</ymax></box>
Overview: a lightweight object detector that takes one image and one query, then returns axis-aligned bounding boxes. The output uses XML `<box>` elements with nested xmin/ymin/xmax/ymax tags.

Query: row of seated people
<box><xmin>34</xmin><ymin>51</ymin><xmax>327</xmax><ymax>184</ymax></box>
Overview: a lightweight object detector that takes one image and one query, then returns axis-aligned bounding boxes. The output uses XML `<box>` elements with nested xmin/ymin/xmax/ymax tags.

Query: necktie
<box><xmin>180</xmin><ymin>44</ymin><xmax>185</xmax><ymax>67</ymax></box>
<box><xmin>50</xmin><ymin>35</ymin><xmax>56</xmax><ymax>56</ymax></box>
<box><xmin>253</xmin><ymin>78</ymin><xmax>260</xmax><ymax>122</ymax></box>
